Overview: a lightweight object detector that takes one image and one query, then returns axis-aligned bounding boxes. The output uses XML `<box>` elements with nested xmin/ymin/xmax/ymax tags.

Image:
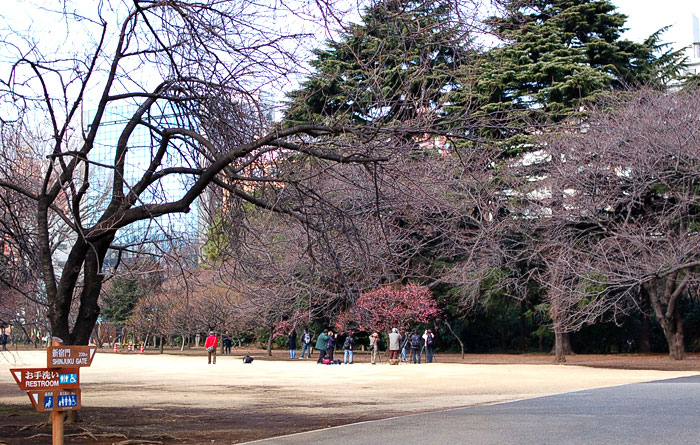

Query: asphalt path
<box><xmin>247</xmin><ymin>375</ymin><xmax>700</xmax><ymax>444</ymax></box>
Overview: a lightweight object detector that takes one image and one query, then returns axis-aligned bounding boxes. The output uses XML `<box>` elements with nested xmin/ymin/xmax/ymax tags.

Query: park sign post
<box><xmin>48</xmin><ymin>345</ymin><xmax>97</xmax><ymax>368</ymax></box>
<box><xmin>9</xmin><ymin>337</ymin><xmax>95</xmax><ymax>445</ymax></box>
<box><xmin>9</xmin><ymin>368</ymin><xmax>80</xmax><ymax>390</ymax></box>
<box><xmin>26</xmin><ymin>389</ymin><xmax>82</xmax><ymax>412</ymax></box>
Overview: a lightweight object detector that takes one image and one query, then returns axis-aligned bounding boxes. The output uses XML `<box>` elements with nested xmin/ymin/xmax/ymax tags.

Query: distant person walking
<box><xmin>410</xmin><ymin>331</ymin><xmax>421</xmax><ymax>364</ymax></box>
<box><xmin>343</xmin><ymin>332</ymin><xmax>355</xmax><ymax>364</ymax></box>
<box><xmin>300</xmin><ymin>328</ymin><xmax>312</xmax><ymax>359</ymax></box>
<box><xmin>388</xmin><ymin>328</ymin><xmax>400</xmax><ymax>361</ymax></box>
<box><xmin>369</xmin><ymin>332</ymin><xmax>380</xmax><ymax>364</ymax></box>
<box><xmin>205</xmin><ymin>331</ymin><xmax>218</xmax><ymax>364</ymax></box>
<box><xmin>315</xmin><ymin>329</ymin><xmax>330</xmax><ymax>363</ymax></box>
<box><xmin>287</xmin><ymin>329</ymin><xmax>297</xmax><ymax>359</ymax></box>
<box><xmin>423</xmin><ymin>329</ymin><xmax>435</xmax><ymax>363</ymax></box>
<box><xmin>223</xmin><ymin>332</ymin><xmax>232</xmax><ymax>355</ymax></box>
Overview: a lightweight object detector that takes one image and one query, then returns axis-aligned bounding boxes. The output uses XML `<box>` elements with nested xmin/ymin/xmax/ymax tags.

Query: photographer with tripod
<box><xmin>369</xmin><ymin>332</ymin><xmax>380</xmax><ymax>364</ymax></box>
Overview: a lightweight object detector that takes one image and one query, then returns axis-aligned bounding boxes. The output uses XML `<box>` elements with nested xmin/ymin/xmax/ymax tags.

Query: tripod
<box><xmin>369</xmin><ymin>346</ymin><xmax>382</xmax><ymax>364</ymax></box>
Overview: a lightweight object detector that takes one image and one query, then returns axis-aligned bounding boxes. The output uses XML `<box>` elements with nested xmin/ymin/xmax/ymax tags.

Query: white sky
<box><xmin>615</xmin><ymin>0</ymin><xmax>700</xmax><ymax>51</ymax></box>
<box><xmin>1</xmin><ymin>0</ymin><xmax>699</xmax><ymax>103</ymax></box>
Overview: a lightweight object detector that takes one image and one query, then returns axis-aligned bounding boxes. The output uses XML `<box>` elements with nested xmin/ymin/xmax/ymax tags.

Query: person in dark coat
<box><xmin>223</xmin><ymin>332</ymin><xmax>232</xmax><ymax>355</ymax></box>
<box><xmin>0</xmin><ymin>328</ymin><xmax>7</xmax><ymax>352</ymax></box>
<box><xmin>326</xmin><ymin>331</ymin><xmax>337</xmax><ymax>361</ymax></box>
<box><xmin>400</xmin><ymin>330</ymin><xmax>409</xmax><ymax>362</ymax></box>
<box><xmin>343</xmin><ymin>332</ymin><xmax>355</xmax><ymax>364</ymax></box>
<box><xmin>287</xmin><ymin>329</ymin><xmax>297</xmax><ymax>359</ymax></box>
<box><xmin>410</xmin><ymin>331</ymin><xmax>421</xmax><ymax>364</ymax></box>
<box><xmin>315</xmin><ymin>329</ymin><xmax>329</xmax><ymax>363</ymax></box>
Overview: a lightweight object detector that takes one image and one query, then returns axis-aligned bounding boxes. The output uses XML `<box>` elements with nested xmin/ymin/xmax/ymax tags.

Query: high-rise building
<box><xmin>87</xmin><ymin>104</ymin><xmax>200</xmax><ymax>265</ymax></box>
<box><xmin>687</xmin><ymin>14</ymin><xmax>700</xmax><ymax>75</ymax></box>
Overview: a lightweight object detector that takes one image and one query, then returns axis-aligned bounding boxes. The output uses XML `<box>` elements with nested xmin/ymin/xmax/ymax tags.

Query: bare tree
<box><xmin>3</xmin><ymin>1</ymin><xmax>488</xmax><ymax>345</ymax></box>
<box><xmin>543</xmin><ymin>88</ymin><xmax>700</xmax><ymax>360</ymax></box>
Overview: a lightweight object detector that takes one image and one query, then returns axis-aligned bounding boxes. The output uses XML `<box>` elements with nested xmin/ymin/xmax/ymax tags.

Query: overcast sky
<box><xmin>615</xmin><ymin>0</ymin><xmax>699</xmax><ymax>52</ymax></box>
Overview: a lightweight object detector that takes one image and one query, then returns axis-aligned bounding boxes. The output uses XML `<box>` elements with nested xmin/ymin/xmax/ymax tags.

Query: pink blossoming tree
<box><xmin>335</xmin><ymin>284</ymin><xmax>441</xmax><ymax>333</ymax></box>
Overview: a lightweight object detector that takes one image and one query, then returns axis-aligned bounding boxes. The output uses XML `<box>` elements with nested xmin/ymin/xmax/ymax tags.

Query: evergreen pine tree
<box><xmin>284</xmin><ymin>0</ymin><xmax>473</xmax><ymax>126</ymax></box>
<box><xmin>454</xmin><ymin>0</ymin><xmax>685</xmax><ymax>146</ymax></box>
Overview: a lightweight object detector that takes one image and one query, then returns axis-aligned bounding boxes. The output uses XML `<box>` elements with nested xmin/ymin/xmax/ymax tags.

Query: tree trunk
<box><xmin>266</xmin><ymin>328</ymin><xmax>273</xmax><ymax>357</ymax></box>
<box><xmin>160</xmin><ymin>336</ymin><xmax>164</xmax><ymax>354</ymax></box>
<box><xmin>553</xmin><ymin>330</ymin><xmax>566</xmax><ymax>363</ymax></box>
<box><xmin>71</xmin><ymin>237</ymin><xmax>112</xmax><ymax>345</ymax></box>
<box><xmin>561</xmin><ymin>332</ymin><xmax>574</xmax><ymax>355</ymax></box>
<box><xmin>519</xmin><ymin>300</ymin><xmax>526</xmax><ymax>352</ymax></box>
<box><xmin>645</xmin><ymin>279</ymin><xmax>687</xmax><ymax>360</ymax></box>
<box><xmin>665</xmin><ymin>303</ymin><xmax>687</xmax><ymax>360</ymax></box>
<box><xmin>551</xmin><ymin>332</ymin><xmax>574</xmax><ymax>357</ymax></box>
<box><xmin>443</xmin><ymin>321</ymin><xmax>464</xmax><ymax>359</ymax></box>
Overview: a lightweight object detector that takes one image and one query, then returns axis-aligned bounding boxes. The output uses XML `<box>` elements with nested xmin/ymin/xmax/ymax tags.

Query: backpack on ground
<box><xmin>243</xmin><ymin>355</ymin><xmax>254</xmax><ymax>363</ymax></box>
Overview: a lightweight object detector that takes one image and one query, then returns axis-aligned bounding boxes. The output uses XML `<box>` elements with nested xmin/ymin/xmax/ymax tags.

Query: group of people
<box><xmin>288</xmin><ymin>327</ymin><xmax>436</xmax><ymax>365</ymax></box>
<box><xmin>203</xmin><ymin>327</ymin><xmax>437</xmax><ymax>365</ymax></box>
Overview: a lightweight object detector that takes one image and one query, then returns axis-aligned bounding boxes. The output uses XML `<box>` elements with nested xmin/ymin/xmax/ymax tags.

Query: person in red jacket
<box><xmin>205</xmin><ymin>331</ymin><xmax>218</xmax><ymax>364</ymax></box>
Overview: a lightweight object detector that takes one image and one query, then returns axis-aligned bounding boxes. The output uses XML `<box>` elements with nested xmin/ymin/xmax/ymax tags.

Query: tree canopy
<box><xmin>285</xmin><ymin>0</ymin><xmax>474</xmax><ymax>126</ymax></box>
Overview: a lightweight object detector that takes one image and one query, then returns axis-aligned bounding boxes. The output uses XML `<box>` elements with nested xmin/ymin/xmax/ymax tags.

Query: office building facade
<box><xmin>87</xmin><ymin>104</ymin><xmax>200</xmax><ymax>265</ymax></box>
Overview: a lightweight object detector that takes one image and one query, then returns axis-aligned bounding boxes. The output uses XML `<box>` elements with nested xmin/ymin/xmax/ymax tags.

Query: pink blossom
<box><xmin>335</xmin><ymin>284</ymin><xmax>441</xmax><ymax>333</ymax></box>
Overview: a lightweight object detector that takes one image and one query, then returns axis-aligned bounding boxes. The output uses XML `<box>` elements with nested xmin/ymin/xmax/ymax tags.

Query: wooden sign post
<box><xmin>9</xmin><ymin>337</ymin><xmax>96</xmax><ymax>445</ymax></box>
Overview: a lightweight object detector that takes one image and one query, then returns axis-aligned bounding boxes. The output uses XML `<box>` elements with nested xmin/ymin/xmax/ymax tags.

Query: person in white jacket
<box><xmin>388</xmin><ymin>328</ymin><xmax>401</xmax><ymax>361</ymax></box>
<box><xmin>422</xmin><ymin>329</ymin><xmax>435</xmax><ymax>363</ymax></box>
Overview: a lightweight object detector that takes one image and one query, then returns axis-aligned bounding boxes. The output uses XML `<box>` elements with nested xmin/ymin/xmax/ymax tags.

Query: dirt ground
<box><xmin>1</xmin><ymin>347</ymin><xmax>699</xmax><ymax>444</ymax></box>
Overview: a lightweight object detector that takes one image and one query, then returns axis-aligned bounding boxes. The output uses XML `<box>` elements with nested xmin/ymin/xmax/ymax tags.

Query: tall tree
<box><xmin>543</xmin><ymin>88</ymin><xmax>700</xmax><ymax>360</ymax></box>
<box><xmin>462</xmin><ymin>0</ymin><xmax>685</xmax><ymax>145</ymax></box>
<box><xmin>285</xmin><ymin>0</ymin><xmax>475</xmax><ymax>126</ymax></box>
<box><xmin>0</xmin><ymin>0</ymin><xmax>455</xmax><ymax>345</ymax></box>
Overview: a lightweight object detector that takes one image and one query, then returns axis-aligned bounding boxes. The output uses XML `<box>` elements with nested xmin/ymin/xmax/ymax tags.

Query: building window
<box><xmin>694</xmin><ymin>43</ymin><xmax>700</xmax><ymax>59</ymax></box>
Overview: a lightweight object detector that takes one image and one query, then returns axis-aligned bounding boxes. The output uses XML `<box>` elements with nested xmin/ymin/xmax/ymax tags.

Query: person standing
<box><xmin>423</xmin><ymin>329</ymin><xmax>435</xmax><ymax>363</ymax></box>
<box><xmin>0</xmin><ymin>328</ymin><xmax>8</xmax><ymax>352</ymax></box>
<box><xmin>400</xmin><ymin>330</ymin><xmax>409</xmax><ymax>362</ymax></box>
<box><xmin>343</xmin><ymin>332</ymin><xmax>355</xmax><ymax>364</ymax></box>
<box><xmin>410</xmin><ymin>331</ymin><xmax>421</xmax><ymax>364</ymax></box>
<box><xmin>300</xmin><ymin>328</ymin><xmax>312</xmax><ymax>359</ymax></box>
<box><xmin>287</xmin><ymin>329</ymin><xmax>297</xmax><ymax>359</ymax></box>
<box><xmin>369</xmin><ymin>332</ymin><xmax>380</xmax><ymax>364</ymax></box>
<box><xmin>205</xmin><ymin>331</ymin><xmax>218</xmax><ymax>364</ymax></box>
<box><xmin>315</xmin><ymin>329</ymin><xmax>329</xmax><ymax>363</ymax></box>
<box><xmin>223</xmin><ymin>332</ymin><xmax>232</xmax><ymax>355</ymax></box>
<box><xmin>327</xmin><ymin>331</ymin><xmax>336</xmax><ymax>361</ymax></box>
<box><xmin>388</xmin><ymin>328</ymin><xmax>400</xmax><ymax>361</ymax></box>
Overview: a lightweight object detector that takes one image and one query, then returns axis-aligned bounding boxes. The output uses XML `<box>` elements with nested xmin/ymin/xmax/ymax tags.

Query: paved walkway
<box><xmin>246</xmin><ymin>375</ymin><xmax>700</xmax><ymax>444</ymax></box>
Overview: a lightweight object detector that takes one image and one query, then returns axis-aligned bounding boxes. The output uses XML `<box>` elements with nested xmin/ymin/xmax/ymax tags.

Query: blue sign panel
<box><xmin>59</xmin><ymin>373</ymin><xmax>78</xmax><ymax>384</ymax></box>
<box><xmin>44</xmin><ymin>396</ymin><xmax>53</xmax><ymax>409</ymax></box>
<box><xmin>57</xmin><ymin>394</ymin><xmax>78</xmax><ymax>408</ymax></box>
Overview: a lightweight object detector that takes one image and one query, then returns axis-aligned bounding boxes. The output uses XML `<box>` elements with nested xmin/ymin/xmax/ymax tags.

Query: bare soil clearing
<box><xmin>2</xmin><ymin>348</ymin><xmax>699</xmax><ymax>444</ymax></box>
